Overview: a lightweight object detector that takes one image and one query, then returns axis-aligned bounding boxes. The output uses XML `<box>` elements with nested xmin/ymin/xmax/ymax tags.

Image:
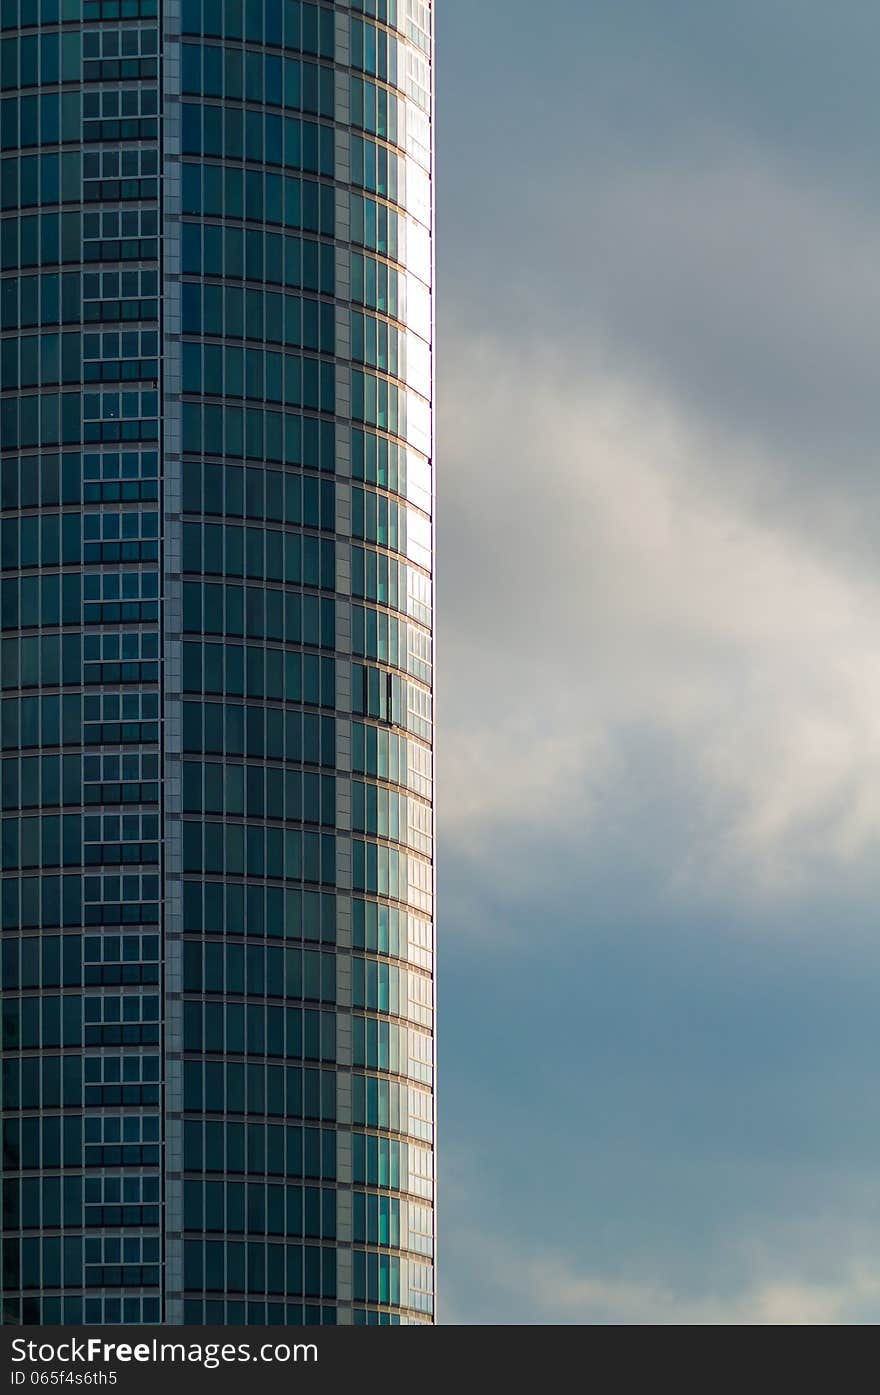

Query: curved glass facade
<box><xmin>0</xmin><ymin>0</ymin><xmax>434</xmax><ymax>1326</ymax></box>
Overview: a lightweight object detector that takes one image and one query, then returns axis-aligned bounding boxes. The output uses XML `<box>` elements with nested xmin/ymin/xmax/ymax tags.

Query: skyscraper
<box><xmin>0</xmin><ymin>0</ymin><xmax>434</xmax><ymax>1326</ymax></box>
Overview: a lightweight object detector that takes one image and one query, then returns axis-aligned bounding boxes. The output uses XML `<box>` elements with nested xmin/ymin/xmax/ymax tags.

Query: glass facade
<box><xmin>0</xmin><ymin>0</ymin><xmax>434</xmax><ymax>1326</ymax></box>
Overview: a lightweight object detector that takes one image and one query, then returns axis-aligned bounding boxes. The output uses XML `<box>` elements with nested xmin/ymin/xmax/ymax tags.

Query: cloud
<box><xmin>441</xmin><ymin>1231</ymin><xmax>880</xmax><ymax>1325</ymax></box>
<box><xmin>446</xmin><ymin>85</ymin><xmax>880</xmax><ymax>542</ymax></box>
<box><xmin>440</xmin><ymin>1144</ymin><xmax>880</xmax><ymax>1325</ymax></box>
<box><xmin>437</xmin><ymin>0</ymin><xmax>880</xmax><ymax>1329</ymax></box>
<box><xmin>439</xmin><ymin>325</ymin><xmax>880</xmax><ymax>900</ymax></box>
<box><xmin>543</xmin><ymin>153</ymin><xmax>880</xmax><ymax>488</ymax></box>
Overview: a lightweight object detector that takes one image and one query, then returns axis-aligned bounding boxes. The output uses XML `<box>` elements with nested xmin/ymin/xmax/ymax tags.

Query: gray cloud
<box><xmin>439</xmin><ymin>328</ymin><xmax>880</xmax><ymax>900</ymax></box>
<box><xmin>437</xmin><ymin>0</ymin><xmax>880</xmax><ymax>1326</ymax></box>
<box><xmin>442</xmin><ymin>2</ymin><xmax>880</xmax><ymax>542</ymax></box>
<box><xmin>441</xmin><ymin>1222</ymin><xmax>880</xmax><ymax>1324</ymax></box>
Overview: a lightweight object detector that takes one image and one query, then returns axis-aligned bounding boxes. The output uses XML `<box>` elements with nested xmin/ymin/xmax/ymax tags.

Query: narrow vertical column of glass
<box><xmin>339</xmin><ymin>0</ymin><xmax>435</xmax><ymax>1325</ymax></box>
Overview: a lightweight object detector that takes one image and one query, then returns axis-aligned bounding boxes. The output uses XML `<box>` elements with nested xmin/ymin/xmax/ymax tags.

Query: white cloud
<box><xmin>441</xmin><ymin>1233</ymin><xmax>880</xmax><ymax>1325</ymax></box>
<box><xmin>439</xmin><ymin>328</ymin><xmax>880</xmax><ymax>897</ymax></box>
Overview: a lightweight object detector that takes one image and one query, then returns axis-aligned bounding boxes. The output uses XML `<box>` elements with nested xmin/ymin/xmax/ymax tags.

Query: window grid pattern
<box><xmin>0</xmin><ymin>0</ymin><xmax>433</xmax><ymax>1329</ymax></box>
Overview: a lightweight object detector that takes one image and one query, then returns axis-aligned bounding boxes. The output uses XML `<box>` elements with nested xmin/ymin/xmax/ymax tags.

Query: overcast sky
<box><xmin>436</xmin><ymin>0</ymin><xmax>880</xmax><ymax>1323</ymax></box>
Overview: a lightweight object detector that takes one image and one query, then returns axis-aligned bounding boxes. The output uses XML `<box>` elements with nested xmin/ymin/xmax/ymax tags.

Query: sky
<box><xmin>436</xmin><ymin>0</ymin><xmax>880</xmax><ymax>1324</ymax></box>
